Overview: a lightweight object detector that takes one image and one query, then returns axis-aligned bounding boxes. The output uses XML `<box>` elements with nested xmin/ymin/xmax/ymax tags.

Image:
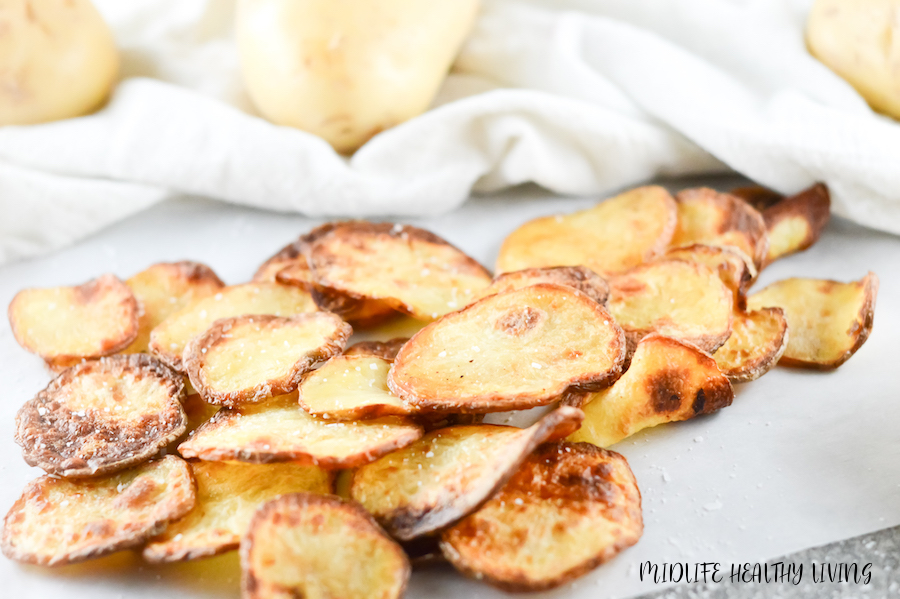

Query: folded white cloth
<box><xmin>2</xmin><ymin>0</ymin><xmax>899</xmax><ymax>265</ymax></box>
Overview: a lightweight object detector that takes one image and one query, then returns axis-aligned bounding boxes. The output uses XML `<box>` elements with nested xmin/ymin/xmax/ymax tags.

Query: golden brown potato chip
<box><xmin>306</xmin><ymin>221</ymin><xmax>492</xmax><ymax>321</ymax></box>
<box><xmin>143</xmin><ymin>462</ymin><xmax>332</xmax><ymax>563</ymax></box>
<box><xmin>388</xmin><ymin>284</ymin><xmax>626</xmax><ymax>414</ymax></box>
<box><xmin>124</xmin><ymin>261</ymin><xmax>225</xmax><ymax>353</ymax></box>
<box><xmin>343</xmin><ymin>337</ymin><xmax>408</xmax><ymax>360</ymax></box>
<box><xmin>15</xmin><ymin>354</ymin><xmax>187</xmax><ymax>478</ymax></box>
<box><xmin>183</xmin><ymin>313</ymin><xmax>351</xmax><ymax>406</ymax></box>
<box><xmin>713</xmin><ymin>308</ymin><xmax>789</xmax><ymax>383</ymax></box>
<box><xmin>607</xmin><ymin>260</ymin><xmax>734</xmax><ymax>354</ymax></box>
<box><xmin>251</xmin><ymin>223</ymin><xmax>339</xmax><ymax>284</ymax></box>
<box><xmin>761</xmin><ymin>183</ymin><xmax>831</xmax><ymax>265</ymax></box>
<box><xmin>349</xmin><ymin>407</ymin><xmax>584</xmax><ymax>541</ymax></box>
<box><xmin>1</xmin><ymin>455</ymin><xmax>195</xmax><ymax>566</ymax></box>
<box><xmin>665</xmin><ymin>244</ymin><xmax>755</xmax><ymax>310</ymax></box>
<box><xmin>148</xmin><ymin>282</ymin><xmax>317</xmax><ymax>371</ymax></box>
<box><xmin>475</xmin><ymin>265</ymin><xmax>609</xmax><ymax>305</ymax></box>
<box><xmin>671</xmin><ymin>187</ymin><xmax>769</xmax><ymax>269</ymax></box>
<box><xmin>569</xmin><ymin>334</ymin><xmax>733</xmax><ymax>447</ymax></box>
<box><xmin>299</xmin><ymin>354</ymin><xmax>416</xmax><ymax>420</ymax></box>
<box><xmin>8</xmin><ymin>273</ymin><xmax>138</xmax><ymax>363</ymax></box>
<box><xmin>241</xmin><ymin>493</ymin><xmax>409</xmax><ymax>599</ymax></box>
<box><xmin>747</xmin><ymin>273</ymin><xmax>878</xmax><ymax>369</ymax></box>
<box><xmin>178</xmin><ymin>393</ymin><xmax>423</xmax><ymax>469</ymax></box>
<box><xmin>496</xmin><ymin>186</ymin><xmax>677</xmax><ymax>276</ymax></box>
<box><xmin>440</xmin><ymin>442</ymin><xmax>642</xmax><ymax>592</ymax></box>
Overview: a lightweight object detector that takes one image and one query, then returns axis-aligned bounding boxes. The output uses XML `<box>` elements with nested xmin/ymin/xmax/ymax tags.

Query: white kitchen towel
<box><xmin>2</xmin><ymin>0</ymin><xmax>899</xmax><ymax>265</ymax></box>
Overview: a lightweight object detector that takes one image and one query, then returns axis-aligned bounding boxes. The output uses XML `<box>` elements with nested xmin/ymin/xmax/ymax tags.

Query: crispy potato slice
<box><xmin>178</xmin><ymin>393</ymin><xmax>423</xmax><ymax>469</ymax></box>
<box><xmin>124</xmin><ymin>261</ymin><xmax>225</xmax><ymax>353</ymax></box>
<box><xmin>344</xmin><ymin>337</ymin><xmax>408</xmax><ymax>360</ymax></box>
<box><xmin>665</xmin><ymin>244</ymin><xmax>755</xmax><ymax>310</ymax></box>
<box><xmin>747</xmin><ymin>273</ymin><xmax>878</xmax><ymax>369</ymax></box>
<box><xmin>569</xmin><ymin>334</ymin><xmax>733</xmax><ymax>447</ymax></box>
<box><xmin>15</xmin><ymin>354</ymin><xmax>187</xmax><ymax>478</ymax></box>
<box><xmin>475</xmin><ymin>266</ymin><xmax>609</xmax><ymax>305</ymax></box>
<box><xmin>299</xmin><ymin>354</ymin><xmax>416</xmax><ymax>420</ymax></box>
<box><xmin>1</xmin><ymin>455</ymin><xmax>195</xmax><ymax>566</ymax></box>
<box><xmin>496</xmin><ymin>186</ymin><xmax>677</xmax><ymax>276</ymax></box>
<box><xmin>349</xmin><ymin>407</ymin><xmax>584</xmax><ymax>541</ymax></box>
<box><xmin>184</xmin><ymin>314</ymin><xmax>351</xmax><ymax>406</ymax></box>
<box><xmin>241</xmin><ymin>493</ymin><xmax>409</xmax><ymax>599</ymax></box>
<box><xmin>251</xmin><ymin>223</ymin><xmax>339</xmax><ymax>284</ymax></box>
<box><xmin>389</xmin><ymin>284</ymin><xmax>625</xmax><ymax>413</ymax></box>
<box><xmin>306</xmin><ymin>221</ymin><xmax>492</xmax><ymax>321</ymax></box>
<box><xmin>714</xmin><ymin>308</ymin><xmax>789</xmax><ymax>383</ymax></box>
<box><xmin>148</xmin><ymin>282</ymin><xmax>317</xmax><ymax>371</ymax></box>
<box><xmin>672</xmin><ymin>188</ymin><xmax>769</xmax><ymax>269</ymax></box>
<box><xmin>761</xmin><ymin>183</ymin><xmax>831</xmax><ymax>265</ymax></box>
<box><xmin>8</xmin><ymin>274</ymin><xmax>138</xmax><ymax>363</ymax></box>
<box><xmin>440</xmin><ymin>442</ymin><xmax>642</xmax><ymax>592</ymax></box>
<box><xmin>143</xmin><ymin>462</ymin><xmax>332</xmax><ymax>563</ymax></box>
<box><xmin>607</xmin><ymin>260</ymin><xmax>734</xmax><ymax>354</ymax></box>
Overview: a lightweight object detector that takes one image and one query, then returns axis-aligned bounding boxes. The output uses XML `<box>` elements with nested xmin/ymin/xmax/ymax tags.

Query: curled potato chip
<box><xmin>747</xmin><ymin>273</ymin><xmax>878</xmax><ymax>369</ymax></box>
<box><xmin>713</xmin><ymin>308</ymin><xmax>789</xmax><ymax>383</ymax></box>
<box><xmin>607</xmin><ymin>260</ymin><xmax>734</xmax><ymax>354</ymax></box>
<box><xmin>761</xmin><ymin>184</ymin><xmax>831</xmax><ymax>265</ymax></box>
<box><xmin>143</xmin><ymin>462</ymin><xmax>332</xmax><ymax>563</ymax></box>
<box><xmin>496</xmin><ymin>186</ymin><xmax>677</xmax><ymax>276</ymax></box>
<box><xmin>1</xmin><ymin>455</ymin><xmax>195</xmax><ymax>566</ymax></box>
<box><xmin>241</xmin><ymin>493</ymin><xmax>409</xmax><ymax>599</ymax></box>
<box><xmin>16</xmin><ymin>354</ymin><xmax>187</xmax><ymax>478</ymax></box>
<box><xmin>349</xmin><ymin>407</ymin><xmax>584</xmax><ymax>541</ymax></box>
<box><xmin>149</xmin><ymin>282</ymin><xmax>317</xmax><ymax>371</ymax></box>
<box><xmin>344</xmin><ymin>337</ymin><xmax>408</xmax><ymax>360</ymax></box>
<box><xmin>299</xmin><ymin>354</ymin><xmax>416</xmax><ymax>420</ymax></box>
<box><xmin>389</xmin><ymin>284</ymin><xmax>626</xmax><ymax>413</ymax></box>
<box><xmin>569</xmin><ymin>334</ymin><xmax>733</xmax><ymax>447</ymax></box>
<box><xmin>665</xmin><ymin>244</ymin><xmax>755</xmax><ymax>310</ymax></box>
<box><xmin>440</xmin><ymin>442</ymin><xmax>642</xmax><ymax>592</ymax></box>
<box><xmin>8</xmin><ymin>274</ymin><xmax>138</xmax><ymax>364</ymax></box>
<box><xmin>475</xmin><ymin>266</ymin><xmax>609</xmax><ymax>305</ymax></box>
<box><xmin>178</xmin><ymin>393</ymin><xmax>423</xmax><ymax>469</ymax></box>
<box><xmin>183</xmin><ymin>313</ymin><xmax>351</xmax><ymax>406</ymax></box>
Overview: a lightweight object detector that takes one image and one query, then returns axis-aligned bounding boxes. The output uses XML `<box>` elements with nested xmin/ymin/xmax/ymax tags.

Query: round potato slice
<box><xmin>241</xmin><ymin>493</ymin><xmax>410</xmax><ymax>599</ymax></box>
<box><xmin>440</xmin><ymin>442</ymin><xmax>643</xmax><ymax>592</ymax></box>
<box><xmin>1</xmin><ymin>455</ymin><xmax>195</xmax><ymax>566</ymax></box>
<box><xmin>474</xmin><ymin>265</ymin><xmax>610</xmax><ymax>306</ymax></box>
<box><xmin>714</xmin><ymin>308</ymin><xmax>789</xmax><ymax>383</ymax></box>
<box><xmin>15</xmin><ymin>354</ymin><xmax>187</xmax><ymax>478</ymax></box>
<box><xmin>343</xmin><ymin>337</ymin><xmax>409</xmax><ymax>361</ymax></box>
<box><xmin>389</xmin><ymin>284</ymin><xmax>626</xmax><ymax>413</ymax></box>
<box><xmin>665</xmin><ymin>244</ymin><xmax>755</xmax><ymax>310</ymax></box>
<box><xmin>8</xmin><ymin>274</ymin><xmax>138</xmax><ymax>364</ymax></box>
<box><xmin>184</xmin><ymin>313</ymin><xmax>351</xmax><ymax>406</ymax></box>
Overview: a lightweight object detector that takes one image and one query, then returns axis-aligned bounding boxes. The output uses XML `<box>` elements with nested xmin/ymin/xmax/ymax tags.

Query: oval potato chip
<box><xmin>713</xmin><ymin>308</ymin><xmax>789</xmax><ymax>383</ymax></box>
<box><xmin>475</xmin><ymin>265</ymin><xmax>609</xmax><ymax>306</ymax></box>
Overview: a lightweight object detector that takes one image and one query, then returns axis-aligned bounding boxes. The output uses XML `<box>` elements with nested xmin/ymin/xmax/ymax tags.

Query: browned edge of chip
<box><xmin>252</xmin><ymin>223</ymin><xmax>340</xmax><ymax>283</ymax></box>
<box><xmin>343</xmin><ymin>338</ymin><xmax>409</xmax><ymax>361</ymax></box>
<box><xmin>307</xmin><ymin>284</ymin><xmax>399</xmax><ymax>328</ymax></box>
<box><xmin>482</xmin><ymin>266</ymin><xmax>610</xmax><ymax>306</ymax></box>
<box><xmin>730</xmin><ymin>185</ymin><xmax>784</xmax><ymax>212</ymax></box>
<box><xmin>761</xmin><ymin>183</ymin><xmax>831</xmax><ymax>266</ymax></box>
<box><xmin>401</xmin><ymin>536</ymin><xmax>446</xmax><ymax>568</ymax></box>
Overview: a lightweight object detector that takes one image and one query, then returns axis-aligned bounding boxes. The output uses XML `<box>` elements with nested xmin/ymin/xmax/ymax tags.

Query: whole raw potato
<box><xmin>807</xmin><ymin>0</ymin><xmax>900</xmax><ymax>120</ymax></box>
<box><xmin>0</xmin><ymin>0</ymin><xmax>119</xmax><ymax>126</ymax></box>
<box><xmin>236</xmin><ymin>0</ymin><xmax>480</xmax><ymax>153</ymax></box>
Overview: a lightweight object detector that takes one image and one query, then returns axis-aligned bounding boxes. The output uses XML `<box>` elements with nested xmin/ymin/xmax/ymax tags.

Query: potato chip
<box><xmin>143</xmin><ymin>462</ymin><xmax>332</xmax><ymax>563</ymax></box>
<box><xmin>8</xmin><ymin>274</ymin><xmax>138</xmax><ymax>364</ymax></box>
<box><xmin>761</xmin><ymin>183</ymin><xmax>831</xmax><ymax>265</ymax></box>
<box><xmin>713</xmin><ymin>308</ymin><xmax>789</xmax><ymax>383</ymax></box>
<box><xmin>569</xmin><ymin>334</ymin><xmax>733</xmax><ymax>447</ymax></box>
<box><xmin>665</xmin><ymin>244</ymin><xmax>755</xmax><ymax>310</ymax></box>
<box><xmin>1</xmin><ymin>455</ymin><xmax>195</xmax><ymax>566</ymax></box>
<box><xmin>16</xmin><ymin>354</ymin><xmax>187</xmax><ymax>478</ymax></box>
<box><xmin>496</xmin><ymin>186</ymin><xmax>677</xmax><ymax>276</ymax></box>
<box><xmin>349</xmin><ymin>407</ymin><xmax>584</xmax><ymax>541</ymax></box>
<box><xmin>440</xmin><ymin>442</ymin><xmax>642</xmax><ymax>592</ymax></box>
<box><xmin>389</xmin><ymin>284</ymin><xmax>625</xmax><ymax>413</ymax></box>
<box><xmin>183</xmin><ymin>313</ymin><xmax>351</xmax><ymax>406</ymax></box>
<box><xmin>747</xmin><ymin>273</ymin><xmax>878</xmax><ymax>369</ymax></box>
<box><xmin>178</xmin><ymin>393</ymin><xmax>423</xmax><ymax>469</ymax></box>
<box><xmin>344</xmin><ymin>337</ymin><xmax>408</xmax><ymax>360</ymax></box>
<box><xmin>475</xmin><ymin>265</ymin><xmax>609</xmax><ymax>305</ymax></box>
<box><xmin>241</xmin><ymin>493</ymin><xmax>409</xmax><ymax>599</ymax></box>
<box><xmin>148</xmin><ymin>282</ymin><xmax>317</xmax><ymax>371</ymax></box>
<box><xmin>252</xmin><ymin>223</ymin><xmax>339</xmax><ymax>284</ymax></box>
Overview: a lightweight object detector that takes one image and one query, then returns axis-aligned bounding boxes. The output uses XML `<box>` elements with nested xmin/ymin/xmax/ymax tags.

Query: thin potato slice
<box><xmin>184</xmin><ymin>314</ymin><xmax>351</xmax><ymax>406</ymax></box>
<box><xmin>714</xmin><ymin>308</ymin><xmax>789</xmax><ymax>383</ymax></box>
<box><xmin>241</xmin><ymin>493</ymin><xmax>409</xmax><ymax>599</ymax></box>
<box><xmin>569</xmin><ymin>334</ymin><xmax>733</xmax><ymax>447</ymax></box>
<box><xmin>299</xmin><ymin>355</ymin><xmax>416</xmax><ymax>420</ymax></box>
<box><xmin>1</xmin><ymin>456</ymin><xmax>195</xmax><ymax>566</ymax></box>
<box><xmin>251</xmin><ymin>223</ymin><xmax>338</xmax><ymax>284</ymax></box>
<box><xmin>149</xmin><ymin>282</ymin><xmax>317</xmax><ymax>371</ymax></box>
<box><xmin>440</xmin><ymin>442</ymin><xmax>642</xmax><ymax>592</ymax></box>
<box><xmin>389</xmin><ymin>284</ymin><xmax>626</xmax><ymax>413</ymax></box>
<box><xmin>607</xmin><ymin>260</ymin><xmax>733</xmax><ymax>354</ymax></box>
<box><xmin>15</xmin><ymin>354</ymin><xmax>187</xmax><ymax>478</ymax></box>
<box><xmin>496</xmin><ymin>186</ymin><xmax>677</xmax><ymax>276</ymax></box>
<box><xmin>475</xmin><ymin>266</ymin><xmax>609</xmax><ymax>305</ymax></box>
<box><xmin>306</xmin><ymin>221</ymin><xmax>492</xmax><ymax>321</ymax></box>
<box><xmin>747</xmin><ymin>273</ymin><xmax>878</xmax><ymax>369</ymax></box>
<box><xmin>761</xmin><ymin>183</ymin><xmax>831</xmax><ymax>265</ymax></box>
<box><xmin>349</xmin><ymin>407</ymin><xmax>584</xmax><ymax>541</ymax></box>
<box><xmin>344</xmin><ymin>337</ymin><xmax>408</xmax><ymax>360</ymax></box>
<box><xmin>178</xmin><ymin>393</ymin><xmax>423</xmax><ymax>469</ymax></box>
<box><xmin>143</xmin><ymin>462</ymin><xmax>332</xmax><ymax>563</ymax></box>
<box><xmin>665</xmin><ymin>244</ymin><xmax>755</xmax><ymax>310</ymax></box>
<box><xmin>8</xmin><ymin>274</ymin><xmax>138</xmax><ymax>363</ymax></box>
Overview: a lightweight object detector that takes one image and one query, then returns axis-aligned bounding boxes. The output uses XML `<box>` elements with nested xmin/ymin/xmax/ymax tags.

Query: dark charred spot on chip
<box><xmin>494</xmin><ymin>306</ymin><xmax>542</xmax><ymax>336</ymax></box>
<box><xmin>646</xmin><ymin>368</ymin><xmax>689</xmax><ymax>413</ymax></box>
